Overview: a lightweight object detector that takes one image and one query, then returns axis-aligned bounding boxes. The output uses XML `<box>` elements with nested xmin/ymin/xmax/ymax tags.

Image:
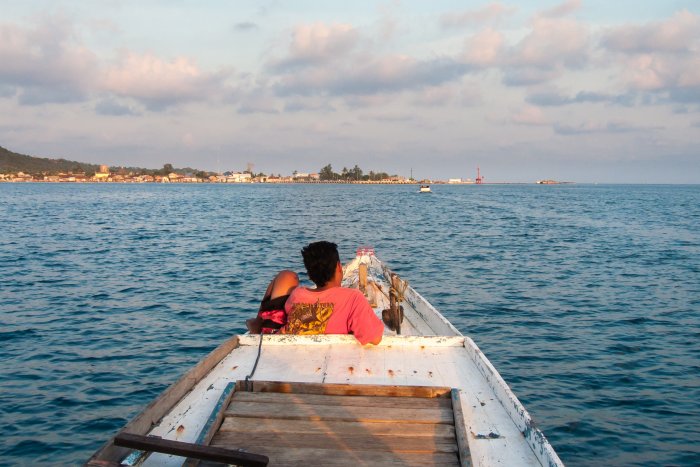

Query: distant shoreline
<box><xmin>0</xmin><ymin>179</ymin><xmax>574</xmax><ymax>185</ymax></box>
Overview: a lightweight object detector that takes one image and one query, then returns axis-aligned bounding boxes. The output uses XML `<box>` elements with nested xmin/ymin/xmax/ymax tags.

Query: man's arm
<box><xmin>349</xmin><ymin>291</ymin><xmax>384</xmax><ymax>345</ymax></box>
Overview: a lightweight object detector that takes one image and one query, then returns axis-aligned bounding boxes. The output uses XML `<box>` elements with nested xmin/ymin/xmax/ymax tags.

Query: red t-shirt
<box><xmin>283</xmin><ymin>286</ymin><xmax>384</xmax><ymax>345</ymax></box>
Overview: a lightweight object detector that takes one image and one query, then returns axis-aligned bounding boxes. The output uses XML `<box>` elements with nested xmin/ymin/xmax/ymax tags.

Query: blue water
<box><xmin>1</xmin><ymin>183</ymin><xmax>699</xmax><ymax>466</ymax></box>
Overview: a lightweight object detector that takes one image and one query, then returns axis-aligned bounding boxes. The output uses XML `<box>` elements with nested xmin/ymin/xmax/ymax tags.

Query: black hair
<box><xmin>301</xmin><ymin>241</ymin><xmax>340</xmax><ymax>287</ymax></box>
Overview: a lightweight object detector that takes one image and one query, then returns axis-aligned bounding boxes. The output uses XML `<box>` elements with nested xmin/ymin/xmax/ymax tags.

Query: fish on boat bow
<box><xmin>87</xmin><ymin>249</ymin><xmax>563</xmax><ymax>467</ymax></box>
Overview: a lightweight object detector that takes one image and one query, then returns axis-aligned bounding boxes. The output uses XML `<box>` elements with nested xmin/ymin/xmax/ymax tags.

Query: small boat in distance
<box><xmin>419</xmin><ymin>185</ymin><xmax>431</xmax><ymax>193</ymax></box>
<box><xmin>87</xmin><ymin>250</ymin><xmax>563</xmax><ymax>467</ymax></box>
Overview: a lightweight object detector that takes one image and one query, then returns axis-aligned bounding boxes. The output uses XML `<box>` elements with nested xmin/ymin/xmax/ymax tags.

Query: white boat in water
<box><xmin>419</xmin><ymin>185</ymin><xmax>431</xmax><ymax>193</ymax></box>
<box><xmin>88</xmin><ymin>249</ymin><xmax>563</xmax><ymax>467</ymax></box>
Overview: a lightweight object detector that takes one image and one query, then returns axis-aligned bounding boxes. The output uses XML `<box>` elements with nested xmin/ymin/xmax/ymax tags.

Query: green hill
<box><xmin>0</xmin><ymin>146</ymin><xmax>212</xmax><ymax>177</ymax></box>
<box><xmin>0</xmin><ymin>146</ymin><xmax>100</xmax><ymax>174</ymax></box>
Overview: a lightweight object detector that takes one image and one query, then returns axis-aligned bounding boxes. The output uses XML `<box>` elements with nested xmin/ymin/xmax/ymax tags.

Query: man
<box><xmin>283</xmin><ymin>241</ymin><xmax>384</xmax><ymax>345</ymax></box>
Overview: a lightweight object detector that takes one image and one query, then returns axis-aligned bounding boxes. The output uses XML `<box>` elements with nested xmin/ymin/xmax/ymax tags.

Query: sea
<box><xmin>1</xmin><ymin>183</ymin><xmax>699</xmax><ymax>466</ymax></box>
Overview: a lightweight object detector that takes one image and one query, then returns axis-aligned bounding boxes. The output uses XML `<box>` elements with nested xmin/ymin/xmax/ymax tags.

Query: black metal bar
<box><xmin>114</xmin><ymin>433</ymin><xmax>268</xmax><ymax>467</ymax></box>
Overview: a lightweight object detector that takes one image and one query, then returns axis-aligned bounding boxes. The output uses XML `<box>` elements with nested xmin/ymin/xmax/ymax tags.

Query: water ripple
<box><xmin>1</xmin><ymin>183</ymin><xmax>699</xmax><ymax>466</ymax></box>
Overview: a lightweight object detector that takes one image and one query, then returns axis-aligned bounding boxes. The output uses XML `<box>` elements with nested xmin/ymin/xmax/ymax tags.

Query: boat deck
<box><xmin>201</xmin><ymin>380</ymin><xmax>464</xmax><ymax>466</ymax></box>
<box><xmin>119</xmin><ymin>335</ymin><xmax>546</xmax><ymax>467</ymax></box>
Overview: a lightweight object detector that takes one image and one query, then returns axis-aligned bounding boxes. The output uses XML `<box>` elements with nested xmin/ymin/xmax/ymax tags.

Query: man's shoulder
<box><xmin>334</xmin><ymin>287</ymin><xmax>365</xmax><ymax>299</ymax></box>
<box><xmin>288</xmin><ymin>286</ymin><xmax>365</xmax><ymax>303</ymax></box>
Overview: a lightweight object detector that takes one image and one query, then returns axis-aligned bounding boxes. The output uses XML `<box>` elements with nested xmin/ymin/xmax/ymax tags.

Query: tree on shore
<box><xmin>318</xmin><ymin>163</ymin><xmax>395</xmax><ymax>181</ymax></box>
<box><xmin>319</xmin><ymin>164</ymin><xmax>337</xmax><ymax>180</ymax></box>
<box><xmin>350</xmin><ymin>165</ymin><xmax>362</xmax><ymax>180</ymax></box>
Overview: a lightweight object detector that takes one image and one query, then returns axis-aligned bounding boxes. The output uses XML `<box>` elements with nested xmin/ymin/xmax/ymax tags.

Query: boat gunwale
<box><xmin>86</xmin><ymin>335</ymin><xmax>241</xmax><ymax>466</ymax></box>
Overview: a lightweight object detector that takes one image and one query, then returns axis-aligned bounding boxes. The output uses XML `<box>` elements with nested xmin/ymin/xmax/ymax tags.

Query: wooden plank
<box><xmin>88</xmin><ymin>335</ymin><xmax>240</xmax><ymax>464</ymax></box>
<box><xmin>113</xmin><ymin>433</ymin><xmax>268</xmax><ymax>467</ymax></box>
<box><xmin>230</xmin><ymin>390</ymin><xmax>453</xmax><ymax>409</ymax></box>
<box><xmin>451</xmin><ymin>389</ymin><xmax>473</xmax><ymax>467</ymax></box>
<box><xmin>215</xmin><ymin>446</ymin><xmax>459</xmax><ymax>466</ymax></box>
<box><xmin>211</xmin><ymin>431</ymin><xmax>458</xmax><ymax>453</ymax></box>
<box><xmin>224</xmin><ymin>401</ymin><xmax>454</xmax><ymax>424</ymax></box>
<box><xmin>219</xmin><ymin>417</ymin><xmax>456</xmax><ymax>438</ymax></box>
<box><xmin>241</xmin><ymin>380</ymin><xmax>452</xmax><ymax>398</ymax></box>
<box><xmin>196</xmin><ymin>382</ymin><xmax>237</xmax><ymax>445</ymax></box>
<box><xmin>182</xmin><ymin>382</ymin><xmax>238</xmax><ymax>467</ymax></box>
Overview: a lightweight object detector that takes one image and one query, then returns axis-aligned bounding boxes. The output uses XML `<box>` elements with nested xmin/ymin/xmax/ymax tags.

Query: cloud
<box><xmin>359</xmin><ymin>113</ymin><xmax>414</xmax><ymax>123</ymax></box>
<box><xmin>440</xmin><ymin>3</ymin><xmax>516</xmax><ymax>29</ymax></box>
<box><xmin>600</xmin><ymin>11</ymin><xmax>700</xmax><ymax>101</ymax></box>
<box><xmin>237</xmin><ymin>89</ymin><xmax>279</xmax><ymax>114</ymax></box>
<box><xmin>502</xmin><ymin>68</ymin><xmax>560</xmax><ymax>86</ymax></box>
<box><xmin>603</xmin><ymin>10</ymin><xmax>700</xmax><ymax>54</ymax></box>
<box><xmin>462</xmin><ymin>28</ymin><xmax>505</xmax><ymax>66</ymax></box>
<box><xmin>669</xmin><ymin>86</ymin><xmax>700</xmax><ymax>104</ymax></box>
<box><xmin>94</xmin><ymin>98</ymin><xmax>140</xmax><ymax>116</ymax></box>
<box><xmin>459</xmin><ymin>82</ymin><xmax>483</xmax><ymax>106</ymax></box>
<box><xmin>272</xmin><ymin>23</ymin><xmax>359</xmax><ymax>70</ymax></box>
<box><xmin>283</xmin><ymin>100</ymin><xmax>335</xmax><ymax>113</ymax></box>
<box><xmin>0</xmin><ymin>15</ymin><xmax>235</xmax><ymax>110</ymax></box>
<box><xmin>526</xmin><ymin>90</ymin><xmax>635</xmax><ymax>107</ymax></box>
<box><xmin>234</xmin><ymin>22</ymin><xmax>259</xmax><ymax>32</ymax></box>
<box><xmin>411</xmin><ymin>85</ymin><xmax>457</xmax><ymax>107</ymax></box>
<box><xmin>620</xmin><ymin>51</ymin><xmax>700</xmax><ymax>93</ymax></box>
<box><xmin>0</xmin><ymin>15</ymin><xmax>98</xmax><ymax>104</ymax></box>
<box><xmin>102</xmin><ymin>53</ymin><xmax>232</xmax><ymax>110</ymax></box>
<box><xmin>377</xmin><ymin>1</ymin><xmax>400</xmax><ymax>40</ymax></box>
<box><xmin>509</xmin><ymin>16</ymin><xmax>589</xmax><ymax>68</ymax></box>
<box><xmin>510</xmin><ymin>106</ymin><xmax>548</xmax><ymax>125</ymax></box>
<box><xmin>0</xmin><ymin>85</ymin><xmax>16</xmax><ymax>98</ymax></box>
<box><xmin>540</xmin><ymin>0</ymin><xmax>581</xmax><ymax>19</ymax></box>
<box><xmin>274</xmin><ymin>55</ymin><xmax>470</xmax><ymax>97</ymax></box>
<box><xmin>460</xmin><ymin>11</ymin><xmax>590</xmax><ymax>86</ymax></box>
<box><xmin>553</xmin><ymin>121</ymin><xmax>662</xmax><ymax>135</ymax></box>
<box><xmin>269</xmin><ymin>19</ymin><xmax>479</xmax><ymax>100</ymax></box>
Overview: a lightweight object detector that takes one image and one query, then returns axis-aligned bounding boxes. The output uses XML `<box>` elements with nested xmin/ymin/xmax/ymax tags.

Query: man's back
<box><xmin>284</xmin><ymin>286</ymin><xmax>384</xmax><ymax>345</ymax></box>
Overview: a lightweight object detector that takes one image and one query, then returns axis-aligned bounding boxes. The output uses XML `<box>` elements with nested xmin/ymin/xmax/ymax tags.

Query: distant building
<box><xmin>448</xmin><ymin>178</ymin><xmax>462</xmax><ymax>184</ymax></box>
<box><xmin>181</xmin><ymin>173</ymin><xmax>199</xmax><ymax>183</ymax></box>
<box><xmin>13</xmin><ymin>172</ymin><xmax>34</xmax><ymax>182</ymax></box>
<box><xmin>94</xmin><ymin>165</ymin><xmax>111</xmax><ymax>181</ymax></box>
<box><xmin>226</xmin><ymin>172</ymin><xmax>252</xmax><ymax>183</ymax></box>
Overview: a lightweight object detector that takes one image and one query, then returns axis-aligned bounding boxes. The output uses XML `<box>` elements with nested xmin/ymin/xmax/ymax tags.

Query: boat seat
<box><xmin>113</xmin><ymin>432</ymin><xmax>268</xmax><ymax>466</ymax></box>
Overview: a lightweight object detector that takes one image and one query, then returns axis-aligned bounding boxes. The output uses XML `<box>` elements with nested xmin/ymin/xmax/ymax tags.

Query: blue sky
<box><xmin>1</xmin><ymin>1</ymin><xmax>699</xmax><ymax>182</ymax></box>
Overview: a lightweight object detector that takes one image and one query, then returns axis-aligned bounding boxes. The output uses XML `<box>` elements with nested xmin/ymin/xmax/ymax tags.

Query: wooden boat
<box><xmin>88</xmin><ymin>249</ymin><xmax>564</xmax><ymax>467</ymax></box>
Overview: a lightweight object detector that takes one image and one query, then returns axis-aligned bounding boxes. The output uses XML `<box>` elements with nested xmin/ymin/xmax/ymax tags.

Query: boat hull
<box><xmin>87</xmin><ymin>253</ymin><xmax>563</xmax><ymax>467</ymax></box>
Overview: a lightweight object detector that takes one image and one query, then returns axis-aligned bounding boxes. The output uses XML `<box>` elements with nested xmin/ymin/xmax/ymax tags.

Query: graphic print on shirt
<box><xmin>286</xmin><ymin>299</ymin><xmax>334</xmax><ymax>334</ymax></box>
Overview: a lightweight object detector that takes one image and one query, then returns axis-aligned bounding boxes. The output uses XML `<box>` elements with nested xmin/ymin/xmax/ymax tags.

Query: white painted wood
<box><xmin>237</xmin><ymin>334</ymin><xmax>466</xmax><ymax>347</ymax></box>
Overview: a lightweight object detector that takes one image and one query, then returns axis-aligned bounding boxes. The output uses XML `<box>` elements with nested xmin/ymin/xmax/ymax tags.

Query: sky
<box><xmin>1</xmin><ymin>1</ymin><xmax>699</xmax><ymax>183</ymax></box>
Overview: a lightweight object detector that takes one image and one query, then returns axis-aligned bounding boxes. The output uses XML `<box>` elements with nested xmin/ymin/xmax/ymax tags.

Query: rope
<box><xmin>390</xmin><ymin>277</ymin><xmax>409</xmax><ymax>304</ymax></box>
<box><xmin>244</xmin><ymin>333</ymin><xmax>264</xmax><ymax>391</ymax></box>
